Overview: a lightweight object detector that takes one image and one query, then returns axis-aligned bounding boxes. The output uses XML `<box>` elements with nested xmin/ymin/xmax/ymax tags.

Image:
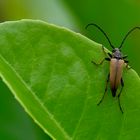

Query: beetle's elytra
<box><xmin>86</xmin><ymin>23</ymin><xmax>139</xmax><ymax>113</ymax></box>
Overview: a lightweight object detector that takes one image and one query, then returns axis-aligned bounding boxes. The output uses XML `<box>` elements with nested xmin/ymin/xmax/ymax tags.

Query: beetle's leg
<box><xmin>91</xmin><ymin>45</ymin><xmax>111</xmax><ymax>65</ymax></box>
<box><xmin>123</xmin><ymin>55</ymin><xmax>128</xmax><ymax>59</ymax></box>
<box><xmin>108</xmin><ymin>53</ymin><xmax>112</xmax><ymax>58</ymax></box>
<box><xmin>117</xmin><ymin>78</ymin><xmax>124</xmax><ymax>114</ymax></box>
<box><xmin>125</xmin><ymin>60</ymin><xmax>128</xmax><ymax>63</ymax></box>
<box><xmin>97</xmin><ymin>74</ymin><xmax>110</xmax><ymax>105</ymax></box>
<box><xmin>124</xmin><ymin>60</ymin><xmax>131</xmax><ymax>69</ymax></box>
<box><xmin>105</xmin><ymin>58</ymin><xmax>110</xmax><ymax>61</ymax></box>
<box><xmin>102</xmin><ymin>46</ymin><xmax>112</xmax><ymax>58</ymax></box>
<box><xmin>91</xmin><ymin>58</ymin><xmax>110</xmax><ymax>65</ymax></box>
<box><xmin>91</xmin><ymin>59</ymin><xmax>104</xmax><ymax>65</ymax></box>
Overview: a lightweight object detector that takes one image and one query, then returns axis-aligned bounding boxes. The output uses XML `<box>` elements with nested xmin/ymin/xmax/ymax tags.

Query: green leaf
<box><xmin>0</xmin><ymin>80</ymin><xmax>52</xmax><ymax>140</ymax></box>
<box><xmin>0</xmin><ymin>19</ymin><xmax>140</xmax><ymax>140</ymax></box>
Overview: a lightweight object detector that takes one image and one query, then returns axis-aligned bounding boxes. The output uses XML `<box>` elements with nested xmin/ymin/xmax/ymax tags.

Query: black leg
<box><xmin>108</xmin><ymin>53</ymin><xmax>112</xmax><ymax>58</ymax></box>
<box><xmin>91</xmin><ymin>59</ymin><xmax>105</xmax><ymax>65</ymax></box>
<box><xmin>105</xmin><ymin>58</ymin><xmax>110</xmax><ymax>61</ymax></box>
<box><xmin>102</xmin><ymin>45</ymin><xmax>112</xmax><ymax>58</ymax></box>
<box><xmin>118</xmin><ymin>78</ymin><xmax>124</xmax><ymax>114</ymax></box>
<box><xmin>125</xmin><ymin>60</ymin><xmax>129</xmax><ymax>63</ymax></box>
<box><xmin>97</xmin><ymin>74</ymin><xmax>110</xmax><ymax>105</ymax></box>
<box><xmin>123</xmin><ymin>55</ymin><xmax>128</xmax><ymax>59</ymax></box>
<box><xmin>91</xmin><ymin>45</ymin><xmax>111</xmax><ymax>65</ymax></box>
<box><xmin>91</xmin><ymin>57</ymin><xmax>110</xmax><ymax>65</ymax></box>
<box><xmin>124</xmin><ymin>60</ymin><xmax>131</xmax><ymax>69</ymax></box>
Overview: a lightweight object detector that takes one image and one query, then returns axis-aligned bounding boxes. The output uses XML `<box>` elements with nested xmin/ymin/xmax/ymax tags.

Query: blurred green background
<box><xmin>0</xmin><ymin>0</ymin><xmax>140</xmax><ymax>139</ymax></box>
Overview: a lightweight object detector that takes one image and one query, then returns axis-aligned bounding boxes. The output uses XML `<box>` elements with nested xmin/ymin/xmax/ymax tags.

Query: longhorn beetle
<box><xmin>86</xmin><ymin>23</ymin><xmax>140</xmax><ymax>113</ymax></box>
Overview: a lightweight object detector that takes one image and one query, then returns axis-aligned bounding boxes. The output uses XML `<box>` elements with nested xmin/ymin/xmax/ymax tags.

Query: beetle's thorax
<box><xmin>112</xmin><ymin>48</ymin><xmax>123</xmax><ymax>59</ymax></box>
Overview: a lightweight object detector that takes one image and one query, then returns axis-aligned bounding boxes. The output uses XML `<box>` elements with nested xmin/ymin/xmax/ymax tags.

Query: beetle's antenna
<box><xmin>119</xmin><ymin>26</ymin><xmax>140</xmax><ymax>49</ymax></box>
<box><xmin>85</xmin><ymin>23</ymin><xmax>114</xmax><ymax>49</ymax></box>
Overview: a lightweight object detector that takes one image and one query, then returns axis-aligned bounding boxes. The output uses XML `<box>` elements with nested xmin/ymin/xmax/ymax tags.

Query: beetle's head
<box><xmin>112</xmin><ymin>48</ymin><xmax>120</xmax><ymax>53</ymax></box>
<box><xmin>112</xmin><ymin>48</ymin><xmax>123</xmax><ymax>59</ymax></box>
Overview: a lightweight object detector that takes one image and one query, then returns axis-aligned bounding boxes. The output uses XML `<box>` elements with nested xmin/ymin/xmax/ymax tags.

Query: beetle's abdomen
<box><xmin>110</xmin><ymin>58</ymin><xmax>124</xmax><ymax>97</ymax></box>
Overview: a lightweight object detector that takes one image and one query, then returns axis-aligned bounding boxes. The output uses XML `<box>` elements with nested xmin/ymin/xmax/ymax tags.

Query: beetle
<box><xmin>86</xmin><ymin>23</ymin><xmax>140</xmax><ymax>113</ymax></box>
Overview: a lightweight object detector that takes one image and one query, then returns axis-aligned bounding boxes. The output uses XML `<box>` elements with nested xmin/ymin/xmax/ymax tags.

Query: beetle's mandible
<box><xmin>86</xmin><ymin>23</ymin><xmax>140</xmax><ymax>113</ymax></box>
